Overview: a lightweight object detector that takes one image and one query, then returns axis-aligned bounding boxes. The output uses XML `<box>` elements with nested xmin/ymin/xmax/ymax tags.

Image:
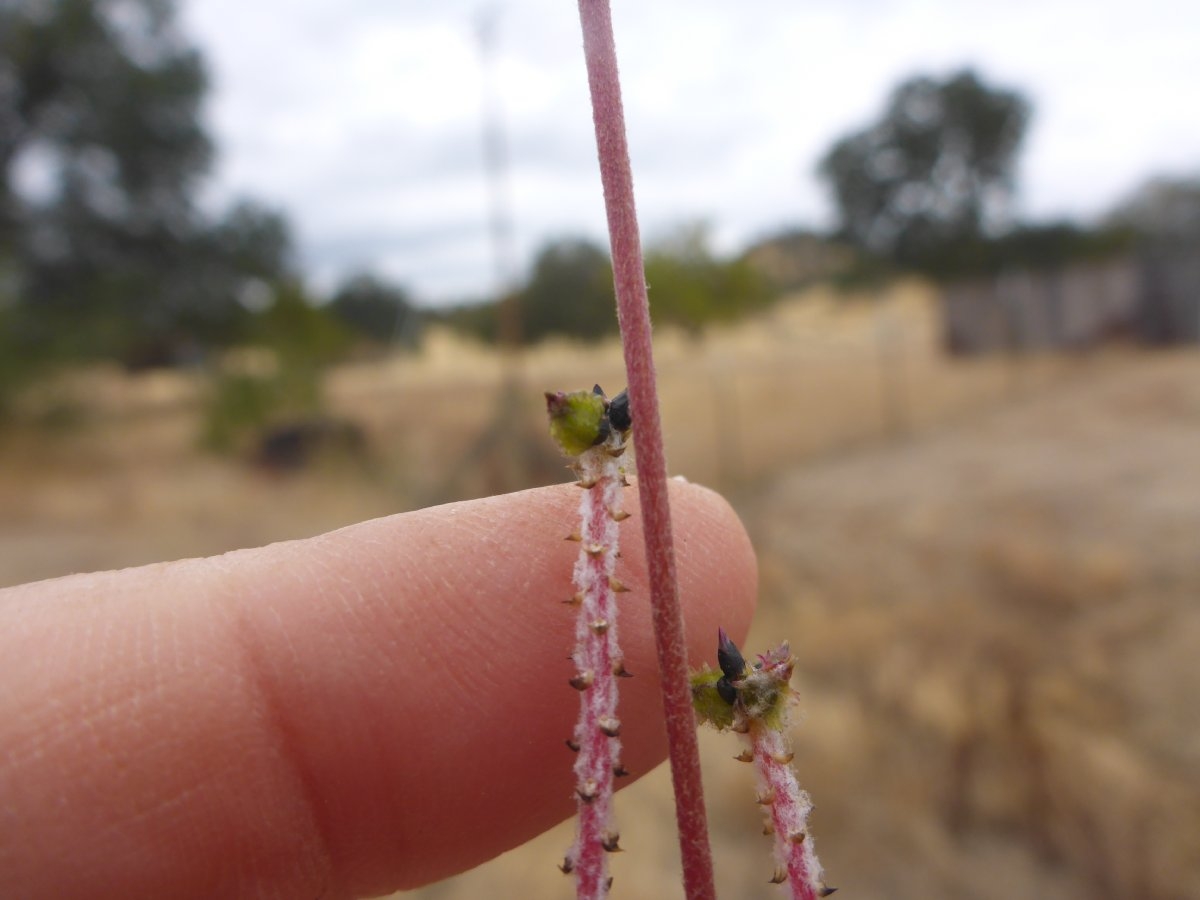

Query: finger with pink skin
<box><xmin>0</xmin><ymin>479</ymin><xmax>756</xmax><ymax>899</ymax></box>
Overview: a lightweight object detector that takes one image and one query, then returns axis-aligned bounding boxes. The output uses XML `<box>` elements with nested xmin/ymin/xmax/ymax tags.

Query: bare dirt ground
<box><xmin>743</xmin><ymin>348</ymin><xmax>1200</xmax><ymax>900</ymax></box>
<box><xmin>2</xmin><ymin>284</ymin><xmax>1196</xmax><ymax>899</ymax></box>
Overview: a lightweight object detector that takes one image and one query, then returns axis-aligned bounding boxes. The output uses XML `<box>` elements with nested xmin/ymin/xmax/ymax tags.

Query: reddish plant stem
<box><xmin>575</xmin><ymin>2</ymin><xmax>716</xmax><ymax>899</ymax></box>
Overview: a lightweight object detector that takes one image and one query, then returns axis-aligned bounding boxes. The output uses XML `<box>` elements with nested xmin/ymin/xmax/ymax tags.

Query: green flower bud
<box><xmin>545</xmin><ymin>389</ymin><xmax>608</xmax><ymax>457</ymax></box>
<box><xmin>690</xmin><ymin>631</ymin><xmax>796</xmax><ymax>732</ymax></box>
<box><xmin>690</xmin><ymin>667</ymin><xmax>738</xmax><ymax>731</ymax></box>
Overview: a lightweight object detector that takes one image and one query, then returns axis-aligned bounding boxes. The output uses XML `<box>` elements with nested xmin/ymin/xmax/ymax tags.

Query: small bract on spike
<box><xmin>612</xmin><ymin>660</ymin><xmax>633</xmax><ymax>678</ymax></box>
<box><xmin>589</xmin><ymin>618</ymin><xmax>610</xmax><ymax>635</ymax></box>
<box><xmin>585</xmin><ymin>542</ymin><xmax>606</xmax><ymax>557</ymax></box>
<box><xmin>570</xmin><ymin>672</ymin><xmax>595</xmax><ymax>691</ymax></box>
<box><xmin>608</xmin><ymin>507</ymin><xmax>631</xmax><ymax>522</ymax></box>
<box><xmin>608</xmin><ymin>576</ymin><xmax>630</xmax><ymax>592</ymax></box>
<box><xmin>819</xmin><ymin>887</ymin><xmax>838</xmax><ymax>897</ymax></box>
<box><xmin>612</xmin><ymin>763</ymin><xmax>629</xmax><ymax>777</ymax></box>
<box><xmin>559</xmin><ymin>857</ymin><xmax>575</xmax><ymax>875</ymax></box>
<box><xmin>566</xmin><ymin>738</ymin><xmax>581</xmax><ymax>753</ymax></box>
<box><xmin>566</xmin><ymin>531</ymin><xmax>583</xmax><ymax>542</ymax></box>
<box><xmin>598</xmin><ymin>716</ymin><xmax>621</xmax><ymax>738</ymax></box>
<box><xmin>769</xmin><ymin>868</ymin><xmax>787</xmax><ymax>884</ymax></box>
<box><xmin>600</xmin><ymin>831</ymin><xmax>622</xmax><ymax>853</ymax></box>
<box><xmin>735</xmin><ymin>750</ymin><xmax>754</xmax><ymax>763</ymax></box>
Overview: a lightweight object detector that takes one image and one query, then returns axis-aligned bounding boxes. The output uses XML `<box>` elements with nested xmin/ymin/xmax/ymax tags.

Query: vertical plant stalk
<box><xmin>547</xmin><ymin>388</ymin><xmax>632</xmax><ymax>900</ymax></box>
<box><xmin>574</xmin><ymin>2</ymin><xmax>717</xmax><ymax>899</ymax></box>
<box><xmin>691</xmin><ymin>632</ymin><xmax>834</xmax><ymax>900</ymax></box>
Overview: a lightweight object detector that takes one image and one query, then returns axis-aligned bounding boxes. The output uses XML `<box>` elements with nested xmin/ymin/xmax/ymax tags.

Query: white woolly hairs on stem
<box><xmin>562</xmin><ymin>422</ymin><xmax>631</xmax><ymax>899</ymax></box>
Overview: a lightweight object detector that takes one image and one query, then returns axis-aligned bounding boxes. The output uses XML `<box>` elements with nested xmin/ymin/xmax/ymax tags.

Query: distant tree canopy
<box><xmin>0</xmin><ymin>0</ymin><xmax>212</xmax><ymax>237</ymax></box>
<box><xmin>927</xmin><ymin>221</ymin><xmax>1135</xmax><ymax>279</ymax></box>
<box><xmin>514</xmin><ymin>227</ymin><xmax>775</xmax><ymax>340</ymax></box>
<box><xmin>2</xmin><ymin>0</ymin><xmax>206</xmax><ymax>349</ymax></box>
<box><xmin>1108</xmin><ymin>175</ymin><xmax>1200</xmax><ymax>246</ymax></box>
<box><xmin>818</xmin><ymin>69</ymin><xmax>1030</xmax><ymax>274</ymax></box>
<box><xmin>432</xmin><ymin>238</ymin><xmax>616</xmax><ymax>346</ymax></box>
<box><xmin>518</xmin><ymin>238</ymin><xmax>618</xmax><ymax>343</ymax></box>
<box><xmin>327</xmin><ymin>272</ymin><xmax>420</xmax><ymax>349</ymax></box>
<box><xmin>644</xmin><ymin>224</ymin><xmax>772</xmax><ymax>332</ymax></box>
<box><xmin>440</xmin><ymin>228</ymin><xmax>777</xmax><ymax>345</ymax></box>
<box><xmin>0</xmin><ymin>0</ymin><xmax>303</xmax><ymax>367</ymax></box>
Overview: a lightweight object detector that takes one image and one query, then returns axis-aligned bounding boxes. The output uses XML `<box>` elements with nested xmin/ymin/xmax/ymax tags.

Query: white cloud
<box><xmin>183</xmin><ymin>0</ymin><xmax>1200</xmax><ymax>304</ymax></box>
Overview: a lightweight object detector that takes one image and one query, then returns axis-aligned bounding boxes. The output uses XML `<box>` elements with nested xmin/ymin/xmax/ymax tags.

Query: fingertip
<box><xmin>222</xmin><ymin>479</ymin><xmax>759</xmax><ymax>892</ymax></box>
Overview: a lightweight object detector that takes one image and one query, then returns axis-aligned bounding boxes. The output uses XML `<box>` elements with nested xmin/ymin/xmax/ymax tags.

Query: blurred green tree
<box><xmin>254</xmin><ymin>281</ymin><xmax>352</xmax><ymax>367</ymax></box>
<box><xmin>817</xmin><ymin>69</ymin><xmax>1030</xmax><ymax>272</ymax></box>
<box><xmin>440</xmin><ymin>230</ymin><xmax>776</xmax><ymax>345</ymax></box>
<box><xmin>328</xmin><ymin>272</ymin><xmax>421</xmax><ymax>349</ymax></box>
<box><xmin>518</xmin><ymin>238</ymin><xmax>617</xmax><ymax>342</ymax></box>
<box><xmin>1107</xmin><ymin>175</ymin><xmax>1200</xmax><ymax>245</ymax></box>
<box><xmin>0</xmin><ymin>0</ymin><xmax>294</xmax><ymax>366</ymax></box>
<box><xmin>643</xmin><ymin>224</ymin><xmax>772</xmax><ymax>332</ymax></box>
<box><xmin>200</xmin><ymin>281</ymin><xmax>352</xmax><ymax>452</ymax></box>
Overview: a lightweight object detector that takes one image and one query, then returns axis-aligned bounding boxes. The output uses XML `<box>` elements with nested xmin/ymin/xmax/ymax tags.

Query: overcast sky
<box><xmin>181</xmin><ymin>0</ymin><xmax>1200</xmax><ymax>305</ymax></box>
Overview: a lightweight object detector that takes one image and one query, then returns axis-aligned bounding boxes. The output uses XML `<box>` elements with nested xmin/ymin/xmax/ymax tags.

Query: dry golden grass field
<box><xmin>2</xmin><ymin>282</ymin><xmax>1197</xmax><ymax>899</ymax></box>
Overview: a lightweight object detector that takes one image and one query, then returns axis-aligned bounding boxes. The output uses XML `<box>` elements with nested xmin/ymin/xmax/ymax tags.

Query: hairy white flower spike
<box><xmin>691</xmin><ymin>632</ymin><xmax>836</xmax><ymax>900</ymax></box>
<box><xmin>548</xmin><ymin>385</ymin><xmax>633</xmax><ymax>900</ymax></box>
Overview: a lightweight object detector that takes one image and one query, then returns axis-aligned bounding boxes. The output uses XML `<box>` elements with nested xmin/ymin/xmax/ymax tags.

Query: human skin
<box><xmin>0</xmin><ymin>480</ymin><xmax>756</xmax><ymax>899</ymax></box>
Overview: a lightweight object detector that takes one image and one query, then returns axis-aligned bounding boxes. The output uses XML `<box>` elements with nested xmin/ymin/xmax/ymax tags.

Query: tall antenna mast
<box><xmin>476</xmin><ymin>7</ymin><xmax>521</xmax><ymax>349</ymax></box>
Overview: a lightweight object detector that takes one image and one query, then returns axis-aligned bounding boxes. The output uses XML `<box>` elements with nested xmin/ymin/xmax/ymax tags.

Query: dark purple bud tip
<box><xmin>717</xmin><ymin>627</ymin><xmax>747</xmax><ymax>682</ymax></box>
<box><xmin>592</xmin><ymin>384</ymin><xmax>605</xmax><ymax>396</ymax></box>
<box><xmin>716</xmin><ymin>676</ymin><xmax>738</xmax><ymax>705</ymax></box>
<box><xmin>607</xmin><ymin>388</ymin><xmax>632</xmax><ymax>432</ymax></box>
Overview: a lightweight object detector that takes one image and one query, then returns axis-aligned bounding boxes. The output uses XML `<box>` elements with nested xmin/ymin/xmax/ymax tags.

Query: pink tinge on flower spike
<box><xmin>547</xmin><ymin>386</ymin><xmax>633</xmax><ymax>900</ymax></box>
<box><xmin>751</xmin><ymin>724</ymin><xmax>832</xmax><ymax>899</ymax></box>
<box><xmin>690</xmin><ymin>630</ymin><xmax>835</xmax><ymax>900</ymax></box>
